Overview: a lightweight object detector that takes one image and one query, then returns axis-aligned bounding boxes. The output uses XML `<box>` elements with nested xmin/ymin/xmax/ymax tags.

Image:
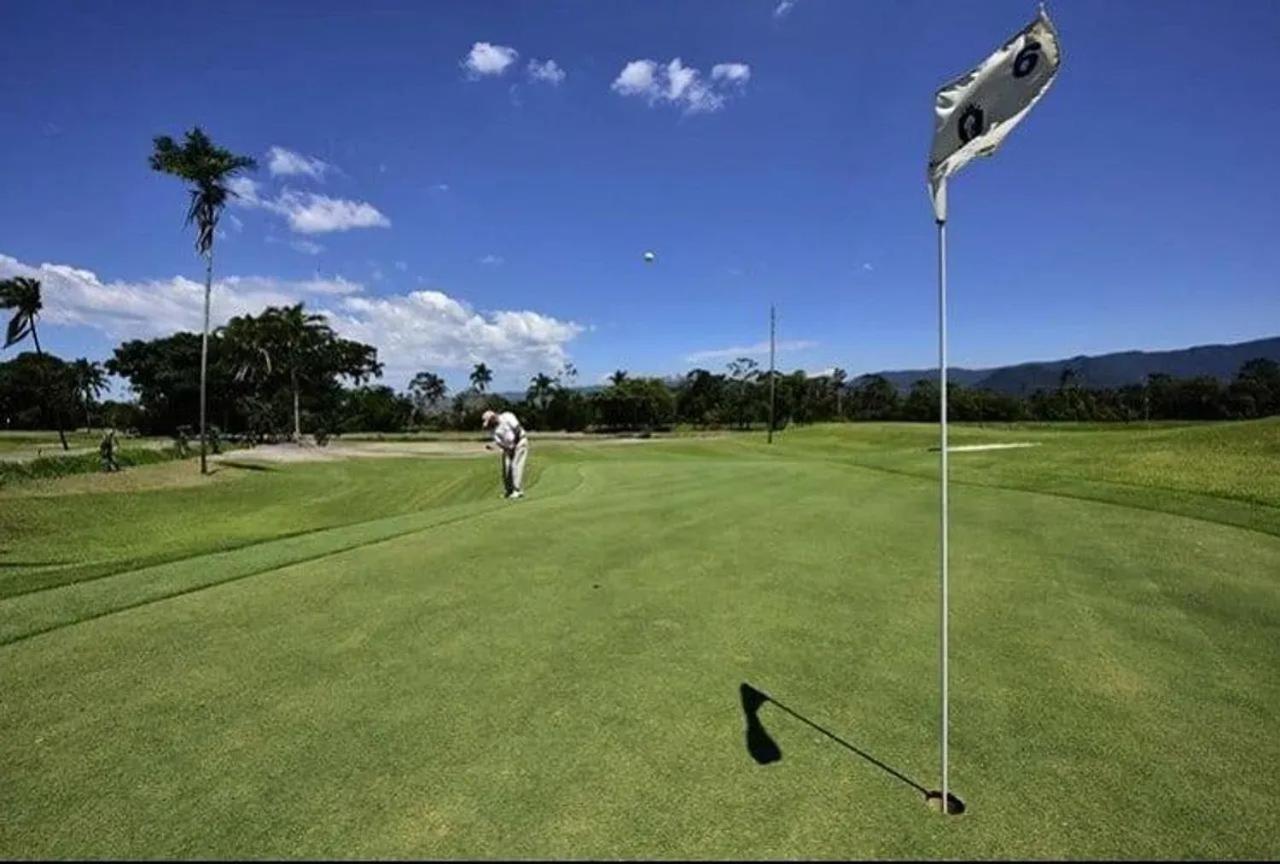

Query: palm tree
<box><xmin>409</xmin><ymin>371</ymin><xmax>448</xmax><ymax>421</ymax></box>
<box><xmin>150</xmin><ymin>127</ymin><xmax>256</xmax><ymax>474</ymax></box>
<box><xmin>1</xmin><ymin>277</ymin><xmax>68</xmax><ymax>449</ymax></box>
<box><xmin>831</xmin><ymin>367</ymin><xmax>848</xmax><ymax>419</ymax></box>
<box><xmin>726</xmin><ymin>357</ymin><xmax>759</xmax><ymax>381</ymax></box>
<box><xmin>470</xmin><ymin>363</ymin><xmax>493</xmax><ymax>393</ymax></box>
<box><xmin>71</xmin><ymin>358</ymin><xmax>107</xmax><ymax>431</ymax></box>
<box><xmin>224</xmin><ymin>304</ymin><xmax>331</xmax><ymax>442</ymax></box>
<box><xmin>527</xmin><ymin>373</ymin><xmax>555</xmax><ymax>410</ymax></box>
<box><xmin>609</xmin><ymin>369</ymin><xmax>628</xmax><ymax>386</ymax></box>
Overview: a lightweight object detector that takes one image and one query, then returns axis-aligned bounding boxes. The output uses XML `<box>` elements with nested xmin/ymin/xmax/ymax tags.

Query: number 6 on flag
<box><xmin>928</xmin><ymin>6</ymin><xmax>1062</xmax><ymax>223</ymax></box>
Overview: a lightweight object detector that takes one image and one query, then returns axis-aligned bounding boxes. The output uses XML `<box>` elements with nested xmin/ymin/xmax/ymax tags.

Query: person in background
<box><xmin>99</xmin><ymin>428</ymin><xmax>120</xmax><ymax>472</ymax></box>
<box><xmin>482</xmin><ymin>409</ymin><xmax>528</xmax><ymax>499</ymax></box>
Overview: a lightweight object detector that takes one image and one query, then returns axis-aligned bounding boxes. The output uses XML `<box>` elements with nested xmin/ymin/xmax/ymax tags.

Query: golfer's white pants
<box><xmin>503</xmin><ymin>439</ymin><xmax>529</xmax><ymax>495</ymax></box>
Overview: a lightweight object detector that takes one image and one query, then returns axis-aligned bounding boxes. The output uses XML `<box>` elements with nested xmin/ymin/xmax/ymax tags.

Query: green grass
<box><xmin>0</xmin><ymin>445</ymin><xmax>197</xmax><ymax>488</ymax></box>
<box><xmin>1</xmin><ymin>421</ymin><xmax>1278</xmax><ymax>858</ymax></box>
<box><xmin>0</xmin><ymin>455</ymin><xmax>517</xmax><ymax>598</ymax></box>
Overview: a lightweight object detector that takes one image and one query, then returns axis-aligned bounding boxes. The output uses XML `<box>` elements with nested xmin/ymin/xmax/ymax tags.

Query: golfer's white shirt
<box><xmin>491</xmin><ymin>412</ymin><xmax>523</xmax><ymax>451</ymax></box>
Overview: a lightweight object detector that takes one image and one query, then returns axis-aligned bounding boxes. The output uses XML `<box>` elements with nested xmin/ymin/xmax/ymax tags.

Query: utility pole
<box><xmin>768</xmin><ymin>304</ymin><xmax>776</xmax><ymax>444</ymax></box>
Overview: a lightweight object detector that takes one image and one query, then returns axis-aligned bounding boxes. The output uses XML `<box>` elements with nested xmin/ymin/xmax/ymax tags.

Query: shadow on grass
<box><xmin>214</xmin><ymin>461</ymin><xmax>278</xmax><ymax>473</ymax></box>
<box><xmin>739</xmin><ymin>682</ymin><xmax>929</xmax><ymax>798</ymax></box>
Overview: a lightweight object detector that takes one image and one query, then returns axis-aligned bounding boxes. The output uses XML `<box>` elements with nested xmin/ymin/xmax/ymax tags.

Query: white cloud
<box><xmin>432</xmin><ymin>183</ymin><xmax>450</xmax><ymax>192</ymax></box>
<box><xmin>291</xmin><ymin>239</ymin><xmax>324</xmax><ymax>255</ymax></box>
<box><xmin>463</xmin><ymin>42</ymin><xmax>519</xmax><ymax>78</ymax></box>
<box><xmin>0</xmin><ymin>253</ymin><xmax>361</xmax><ymax>342</ymax></box>
<box><xmin>275</xmin><ymin>190</ymin><xmax>390</xmax><ymax>234</ymax></box>
<box><xmin>774</xmin><ymin>0</ymin><xmax>797</xmax><ymax>18</ymax></box>
<box><xmin>228</xmin><ymin>176</ymin><xmax>262</xmax><ymax>205</ymax></box>
<box><xmin>665</xmin><ymin>59</ymin><xmax>697</xmax><ymax>101</ymax></box>
<box><xmin>267</xmin><ymin>146</ymin><xmax>331</xmax><ymax>181</ymax></box>
<box><xmin>711</xmin><ymin>63</ymin><xmax>751</xmax><ymax>85</ymax></box>
<box><xmin>0</xmin><ymin>252</ymin><xmax>583</xmax><ymax>388</ymax></box>
<box><xmin>230</xmin><ymin>172</ymin><xmax>389</xmax><ymax>235</ymax></box>
<box><xmin>334</xmin><ymin>293</ymin><xmax>582</xmax><ymax>381</ymax></box>
<box><xmin>527</xmin><ymin>59</ymin><xmax>565</xmax><ymax>85</ymax></box>
<box><xmin>228</xmin><ymin>214</ymin><xmax>244</xmax><ymax>232</ymax></box>
<box><xmin>612</xmin><ymin>60</ymin><xmax>658</xmax><ymax>97</ymax></box>
<box><xmin>863</xmin><ymin>262</ymin><xmax>874</xmax><ymax>271</ymax></box>
<box><xmin>231</xmin><ymin>183</ymin><xmax>390</xmax><ymax>235</ymax></box>
<box><xmin>686</xmin><ymin>339</ymin><xmax>818</xmax><ymax>363</ymax></box>
<box><xmin>394</xmin><ymin>261</ymin><xmax>408</xmax><ymax>272</ymax></box>
<box><xmin>479</xmin><ymin>254</ymin><xmax>504</xmax><ymax>266</ymax></box>
<box><xmin>611</xmin><ymin>58</ymin><xmax>750</xmax><ymax>114</ymax></box>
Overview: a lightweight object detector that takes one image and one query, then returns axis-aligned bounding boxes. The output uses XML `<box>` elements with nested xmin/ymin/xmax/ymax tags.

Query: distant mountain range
<box><xmin>855</xmin><ymin>336</ymin><xmax>1280</xmax><ymax>395</ymax></box>
<box><xmin>488</xmin><ymin>336</ymin><xmax>1280</xmax><ymax>400</ymax></box>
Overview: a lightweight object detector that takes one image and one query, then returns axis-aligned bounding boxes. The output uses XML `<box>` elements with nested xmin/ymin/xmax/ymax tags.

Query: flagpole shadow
<box><xmin>739</xmin><ymin>682</ymin><xmax>937</xmax><ymax>803</ymax></box>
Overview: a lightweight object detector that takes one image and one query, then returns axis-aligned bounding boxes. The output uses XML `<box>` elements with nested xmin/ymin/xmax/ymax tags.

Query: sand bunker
<box><xmin>945</xmin><ymin>442</ymin><xmax>1040</xmax><ymax>453</ymax></box>
<box><xmin>214</xmin><ymin>440</ymin><xmax>491</xmax><ymax>465</ymax></box>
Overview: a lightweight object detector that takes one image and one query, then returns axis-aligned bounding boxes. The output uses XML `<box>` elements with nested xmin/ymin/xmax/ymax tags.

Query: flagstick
<box><xmin>937</xmin><ymin>216</ymin><xmax>950</xmax><ymax>815</ymax></box>
<box><xmin>924</xmin><ymin>3</ymin><xmax>1059</xmax><ymax>819</ymax></box>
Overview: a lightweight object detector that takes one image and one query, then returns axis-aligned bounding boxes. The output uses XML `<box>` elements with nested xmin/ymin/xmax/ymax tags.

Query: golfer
<box><xmin>482</xmin><ymin>409</ymin><xmax>528</xmax><ymax>499</ymax></box>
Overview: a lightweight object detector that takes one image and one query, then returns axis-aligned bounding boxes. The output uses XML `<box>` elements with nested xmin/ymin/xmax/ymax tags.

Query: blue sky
<box><xmin>2</xmin><ymin>0</ymin><xmax>1278</xmax><ymax>393</ymax></box>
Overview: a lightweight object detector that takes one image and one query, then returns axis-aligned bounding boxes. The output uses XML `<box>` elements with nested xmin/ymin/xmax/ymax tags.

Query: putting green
<box><xmin>2</xmin><ymin>422</ymin><xmax>1278</xmax><ymax>858</ymax></box>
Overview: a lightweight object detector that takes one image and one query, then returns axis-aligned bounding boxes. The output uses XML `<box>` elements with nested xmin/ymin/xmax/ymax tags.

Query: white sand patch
<box><xmin>945</xmin><ymin>442</ymin><xmax>1040</xmax><ymax>453</ymax></box>
<box><xmin>213</xmin><ymin>440</ymin><xmax>490</xmax><ymax>465</ymax></box>
<box><xmin>210</xmin><ymin>432</ymin><xmax>686</xmax><ymax>466</ymax></box>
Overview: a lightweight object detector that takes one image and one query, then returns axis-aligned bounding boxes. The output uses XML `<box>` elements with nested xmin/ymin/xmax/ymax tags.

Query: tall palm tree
<box><xmin>150</xmin><ymin>127</ymin><xmax>256</xmax><ymax>473</ymax></box>
<box><xmin>470</xmin><ymin>363</ymin><xmax>493</xmax><ymax>393</ymax></box>
<box><xmin>71</xmin><ymin>358</ymin><xmax>107</xmax><ymax>431</ymax></box>
<box><xmin>0</xmin><ymin>277</ymin><xmax>68</xmax><ymax>449</ymax></box>
<box><xmin>527</xmin><ymin>373</ymin><xmax>555</xmax><ymax>410</ymax></box>
<box><xmin>609</xmin><ymin>369</ymin><xmax>628</xmax><ymax>386</ymax></box>
<box><xmin>831</xmin><ymin>367</ymin><xmax>848</xmax><ymax>419</ymax></box>
<box><xmin>409</xmin><ymin>371</ymin><xmax>448</xmax><ymax>421</ymax></box>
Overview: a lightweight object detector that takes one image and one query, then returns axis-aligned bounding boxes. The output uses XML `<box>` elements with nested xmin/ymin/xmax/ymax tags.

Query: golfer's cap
<box><xmin>481</xmin><ymin>410</ymin><xmax>497</xmax><ymax>426</ymax></box>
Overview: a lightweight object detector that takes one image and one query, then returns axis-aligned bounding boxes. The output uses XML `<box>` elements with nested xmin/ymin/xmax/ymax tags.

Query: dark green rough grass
<box><xmin>1</xmin><ymin>421</ymin><xmax>1278</xmax><ymax>859</ymax></box>
<box><xmin>0</xmin><ymin>445</ymin><xmax>189</xmax><ymax>487</ymax></box>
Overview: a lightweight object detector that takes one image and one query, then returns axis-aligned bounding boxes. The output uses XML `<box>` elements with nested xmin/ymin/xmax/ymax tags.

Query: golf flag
<box><xmin>928</xmin><ymin>6</ymin><xmax>1062</xmax><ymax>222</ymax></box>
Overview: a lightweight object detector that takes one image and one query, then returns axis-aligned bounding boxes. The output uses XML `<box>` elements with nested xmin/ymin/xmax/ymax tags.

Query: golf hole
<box><xmin>925</xmin><ymin>790</ymin><xmax>966</xmax><ymax>815</ymax></box>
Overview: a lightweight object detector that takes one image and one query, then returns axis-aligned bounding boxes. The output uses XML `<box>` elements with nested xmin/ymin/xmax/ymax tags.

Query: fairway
<box><xmin>2</xmin><ymin>422</ymin><xmax>1278</xmax><ymax>859</ymax></box>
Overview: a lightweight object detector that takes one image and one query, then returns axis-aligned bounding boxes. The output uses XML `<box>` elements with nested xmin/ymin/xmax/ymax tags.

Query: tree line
<box><xmin>3</xmin><ymin>125</ymin><xmax>1279</xmax><ymax>448</ymax></box>
<box><xmin>5</xmin><ymin>314</ymin><xmax>1277</xmax><ymax>440</ymax></box>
